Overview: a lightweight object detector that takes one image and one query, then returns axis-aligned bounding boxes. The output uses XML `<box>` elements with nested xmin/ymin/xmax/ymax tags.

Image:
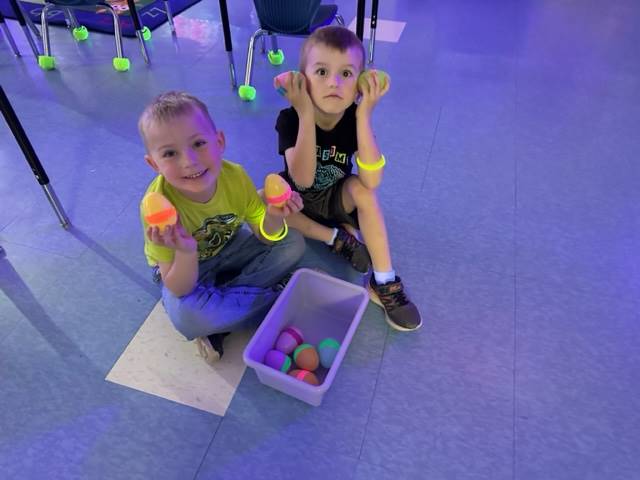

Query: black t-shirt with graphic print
<box><xmin>276</xmin><ymin>103</ymin><xmax>358</xmax><ymax>193</ymax></box>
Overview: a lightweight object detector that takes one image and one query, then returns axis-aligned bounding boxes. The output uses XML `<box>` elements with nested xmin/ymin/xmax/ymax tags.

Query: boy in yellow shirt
<box><xmin>139</xmin><ymin>91</ymin><xmax>304</xmax><ymax>364</ymax></box>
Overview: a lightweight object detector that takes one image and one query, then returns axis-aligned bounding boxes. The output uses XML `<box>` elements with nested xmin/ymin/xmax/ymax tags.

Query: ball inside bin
<box><xmin>264</xmin><ymin>350</ymin><xmax>292</xmax><ymax>373</ymax></box>
<box><xmin>275</xmin><ymin>326</ymin><xmax>304</xmax><ymax>354</ymax></box>
<box><xmin>318</xmin><ymin>338</ymin><xmax>341</xmax><ymax>369</ymax></box>
<box><xmin>293</xmin><ymin>343</ymin><xmax>319</xmax><ymax>371</ymax></box>
<box><xmin>289</xmin><ymin>369</ymin><xmax>320</xmax><ymax>386</ymax></box>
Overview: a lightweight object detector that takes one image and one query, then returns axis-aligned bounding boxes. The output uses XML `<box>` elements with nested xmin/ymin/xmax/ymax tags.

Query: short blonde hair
<box><xmin>138</xmin><ymin>91</ymin><xmax>216</xmax><ymax>150</ymax></box>
<box><xmin>299</xmin><ymin>26</ymin><xmax>365</xmax><ymax>73</ymax></box>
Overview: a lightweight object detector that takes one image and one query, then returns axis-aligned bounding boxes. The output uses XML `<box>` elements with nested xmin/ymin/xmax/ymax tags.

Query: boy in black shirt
<box><xmin>275</xmin><ymin>26</ymin><xmax>421</xmax><ymax>331</ymax></box>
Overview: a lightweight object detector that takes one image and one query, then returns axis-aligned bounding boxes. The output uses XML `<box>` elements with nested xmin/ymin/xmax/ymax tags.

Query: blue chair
<box><xmin>238</xmin><ymin>0</ymin><xmax>344</xmax><ymax>101</ymax></box>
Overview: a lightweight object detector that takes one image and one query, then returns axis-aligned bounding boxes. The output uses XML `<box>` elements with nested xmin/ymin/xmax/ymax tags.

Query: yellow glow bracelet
<box><xmin>259</xmin><ymin>215</ymin><xmax>288</xmax><ymax>241</ymax></box>
<box><xmin>356</xmin><ymin>154</ymin><xmax>386</xmax><ymax>171</ymax></box>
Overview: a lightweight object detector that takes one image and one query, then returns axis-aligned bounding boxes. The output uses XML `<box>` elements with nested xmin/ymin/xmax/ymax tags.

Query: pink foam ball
<box><xmin>275</xmin><ymin>326</ymin><xmax>304</xmax><ymax>354</ymax></box>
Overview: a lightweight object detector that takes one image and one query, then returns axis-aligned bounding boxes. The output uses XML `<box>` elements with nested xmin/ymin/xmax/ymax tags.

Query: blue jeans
<box><xmin>162</xmin><ymin>227</ymin><xmax>305</xmax><ymax>340</ymax></box>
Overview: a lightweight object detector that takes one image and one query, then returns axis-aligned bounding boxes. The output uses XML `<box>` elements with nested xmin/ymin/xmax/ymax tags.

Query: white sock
<box><xmin>325</xmin><ymin>228</ymin><xmax>339</xmax><ymax>246</ymax></box>
<box><xmin>374</xmin><ymin>269</ymin><xmax>396</xmax><ymax>285</ymax></box>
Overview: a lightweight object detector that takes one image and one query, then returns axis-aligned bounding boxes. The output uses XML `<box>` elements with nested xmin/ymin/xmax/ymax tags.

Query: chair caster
<box><xmin>113</xmin><ymin>57</ymin><xmax>130</xmax><ymax>71</ymax></box>
<box><xmin>268</xmin><ymin>49</ymin><xmax>284</xmax><ymax>65</ymax></box>
<box><xmin>38</xmin><ymin>55</ymin><xmax>56</xmax><ymax>70</ymax></box>
<box><xmin>238</xmin><ymin>85</ymin><xmax>256</xmax><ymax>101</ymax></box>
<box><xmin>72</xmin><ymin>26</ymin><xmax>89</xmax><ymax>41</ymax></box>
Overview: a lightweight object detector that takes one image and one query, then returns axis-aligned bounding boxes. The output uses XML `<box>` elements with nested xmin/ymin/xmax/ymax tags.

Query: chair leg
<box><xmin>38</xmin><ymin>4</ymin><xmax>55</xmax><ymax>69</ymax></box>
<box><xmin>125</xmin><ymin>0</ymin><xmax>150</xmax><ymax>65</ymax></box>
<box><xmin>367</xmin><ymin>0</ymin><xmax>379</xmax><ymax>64</ymax></box>
<box><xmin>62</xmin><ymin>7</ymin><xmax>88</xmax><ymax>41</ymax></box>
<box><xmin>267</xmin><ymin>33</ymin><xmax>283</xmax><ymax>65</ymax></box>
<box><xmin>103</xmin><ymin>4</ymin><xmax>130</xmax><ymax>71</ymax></box>
<box><xmin>163</xmin><ymin>0</ymin><xmax>176</xmax><ymax>35</ymax></box>
<box><xmin>238</xmin><ymin>28</ymin><xmax>266</xmax><ymax>101</ymax></box>
<box><xmin>8</xmin><ymin>0</ymin><xmax>40</xmax><ymax>57</ymax></box>
<box><xmin>0</xmin><ymin>14</ymin><xmax>21</xmax><ymax>56</ymax></box>
<box><xmin>17</xmin><ymin>0</ymin><xmax>41</xmax><ymax>39</ymax></box>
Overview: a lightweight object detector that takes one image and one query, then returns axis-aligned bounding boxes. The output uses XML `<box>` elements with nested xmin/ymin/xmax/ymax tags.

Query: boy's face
<box><xmin>303</xmin><ymin>43</ymin><xmax>362</xmax><ymax>116</ymax></box>
<box><xmin>144</xmin><ymin>108</ymin><xmax>225</xmax><ymax>203</ymax></box>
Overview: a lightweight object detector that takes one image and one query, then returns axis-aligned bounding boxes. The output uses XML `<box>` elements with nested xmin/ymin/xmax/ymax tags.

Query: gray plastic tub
<box><xmin>243</xmin><ymin>268</ymin><xmax>369</xmax><ymax>406</ymax></box>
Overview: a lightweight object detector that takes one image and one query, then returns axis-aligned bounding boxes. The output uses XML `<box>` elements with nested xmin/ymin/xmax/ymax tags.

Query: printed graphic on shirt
<box><xmin>193</xmin><ymin>213</ymin><xmax>240</xmax><ymax>260</ymax></box>
<box><xmin>316</xmin><ymin>145</ymin><xmax>348</xmax><ymax>165</ymax></box>
<box><xmin>296</xmin><ymin>145</ymin><xmax>349</xmax><ymax>191</ymax></box>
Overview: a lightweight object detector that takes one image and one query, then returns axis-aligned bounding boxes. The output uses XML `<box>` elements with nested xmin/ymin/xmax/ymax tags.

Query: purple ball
<box><xmin>264</xmin><ymin>349</ymin><xmax>292</xmax><ymax>372</ymax></box>
<box><xmin>275</xmin><ymin>326</ymin><xmax>304</xmax><ymax>354</ymax></box>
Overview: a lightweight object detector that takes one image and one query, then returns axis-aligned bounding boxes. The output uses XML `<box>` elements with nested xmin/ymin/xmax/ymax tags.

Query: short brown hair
<box><xmin>299</xmin><ymin>26</ymin><xmax>365</xmax><ymax>72</ymax></box>
<box><xmin>138</xmin><ymin>91</ymin><xmax>216</xmax><ymax>150</ymax></box>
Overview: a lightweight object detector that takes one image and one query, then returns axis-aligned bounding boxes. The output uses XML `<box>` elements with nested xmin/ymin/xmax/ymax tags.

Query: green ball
<box><xmin>113</xmin><ymin>57</ymin><xmax>130</xmax><ymax>72</ymax></box>
<box><xmin>357</xmin><ymin>69</ymin><xmax>389</xmax><ymax>92</ymax></box>
<box><xmin>238</xmin><ymin>85</ymin><xmax>256</xmax><ymax>101</ymax></box>
<box><xmin>142</xmin><ymin>26</ymin><xmax>152</xmax><ymax>41</ymax></box>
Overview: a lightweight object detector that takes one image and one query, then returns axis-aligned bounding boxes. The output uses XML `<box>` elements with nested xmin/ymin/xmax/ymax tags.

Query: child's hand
<box><xmin>356</xmin><ymin>70</ymin><xmax>390</xmax><ymax>118</ymax></box>
<box><xmin>147</xmin><ymin>220</ymin><xmax>197</xmax><ymax>253</ymax></box>
<box><xmin>266</xmin><ymin>191</ymin><xmax>303</xmax><ymax>218</ymax></box>
<box><xmin>277</xmin><ymin>72</ymin><xmax>314</xmax><ymax>117</ymax></box>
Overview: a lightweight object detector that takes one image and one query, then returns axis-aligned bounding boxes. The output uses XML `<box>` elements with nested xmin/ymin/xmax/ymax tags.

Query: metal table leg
<box><xmin>0</xmin><ymin>86</ymin><xmax>70</xmax><ymax>229</ymax></box>
<box><xmin>368</xmin><ymin>0</ymin><xmax>379</xmax><ymax>64</ymax></box>
<box><xmin>218</xmin><ymin>0</ymin><xmax>237</xmax><ymax>88</ymax></box>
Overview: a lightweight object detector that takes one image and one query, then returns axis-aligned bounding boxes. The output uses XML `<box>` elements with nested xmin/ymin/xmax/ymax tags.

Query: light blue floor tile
<box><xmin>197</xmin><ymin>442</ymin><xmax>358</xmax><ymax>480</ymax></box>
<box><xmin>515</xmin><ymin>279</ymin><xmax>640</xmax><ymax>480</ymax></box>
<box><xmin>360</xmin><ymin>265</ymin><xmax>514</xmax><ymax>478</ymax></box>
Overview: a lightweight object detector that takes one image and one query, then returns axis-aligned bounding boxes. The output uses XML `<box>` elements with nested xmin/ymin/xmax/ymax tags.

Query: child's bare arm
<box><xmin>356</xmin><ymin>71</ymin><xmax>391</xmax><ymax>190</ymax></box>
<box><xmin>281</xmin><ymin>72</ymin><xmax>317</xmax><ymax>188</ymax></box>
<box><xmin>148</xmin><ymin>223</ymin><xmax>198</xmax><ymax>296</ymax></box>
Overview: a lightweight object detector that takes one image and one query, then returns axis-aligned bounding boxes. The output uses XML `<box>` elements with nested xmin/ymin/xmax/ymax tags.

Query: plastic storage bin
<box><xmin>243</xmin><ymin>268</ymin><xmax>369</xmax><ymax>406</ymax></box>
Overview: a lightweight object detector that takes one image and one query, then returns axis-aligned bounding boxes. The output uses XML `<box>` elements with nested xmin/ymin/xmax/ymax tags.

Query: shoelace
<box><xmin>379</xmin><ymin>288</ymin><xmax>410</xmax><ymax>310</ymax></box>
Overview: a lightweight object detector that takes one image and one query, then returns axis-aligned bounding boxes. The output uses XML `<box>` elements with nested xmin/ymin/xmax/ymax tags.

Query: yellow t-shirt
<box><xmin>141</xmin><ymin>160</ymin><xmax>265</xmax><ymax>266</ymax></box>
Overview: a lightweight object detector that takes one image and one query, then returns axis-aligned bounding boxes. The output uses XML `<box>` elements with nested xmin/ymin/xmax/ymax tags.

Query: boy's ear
<box><xmin>144</xmin><ymin>154</ymin><xmax>160</xmax><ymax>173</ymax></box>
<box><xmin>216</xmin><ymin>130</ymin><xmax>226</xmax><ymax>152</ymax></box>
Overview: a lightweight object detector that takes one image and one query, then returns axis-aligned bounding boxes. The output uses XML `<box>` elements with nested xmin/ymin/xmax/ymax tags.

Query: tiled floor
<box><xmin>1</xmin><ymin>1</ymin><xmax>638</xmax><ymax>479</ymax></box>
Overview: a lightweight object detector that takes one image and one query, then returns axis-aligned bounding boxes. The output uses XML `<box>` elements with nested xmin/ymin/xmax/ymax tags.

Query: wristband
<box><xmin>356</xmin><ymin>154</ymin><xmax>386</xmax><ymax>171</ymax></box>
<box><xmin>259</xmin><ymin>215</ymin><xmax>288</xmax><ymax>241</ymax></box>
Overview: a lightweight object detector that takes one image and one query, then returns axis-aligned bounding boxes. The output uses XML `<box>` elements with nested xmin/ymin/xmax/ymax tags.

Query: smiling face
<box><xmin>143</xmin><ymin>107</ymin><xmax>225</xmax><ymax>203</ymax></box>
<box><xmin>302</xmin><ymin>43</ymin><xmax>363</xmax><ymax>121</ymax></box>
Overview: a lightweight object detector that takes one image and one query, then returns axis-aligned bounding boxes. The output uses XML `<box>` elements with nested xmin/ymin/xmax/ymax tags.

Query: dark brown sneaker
<box><xmin>331</xmin><ymin>228</ymin><xmax>371</xmax><ymax>273</ymax></box>
<box><xmin>369</xmin><ymin>275</ymin><xmax>422</xmax><ymax>331</ymax></box>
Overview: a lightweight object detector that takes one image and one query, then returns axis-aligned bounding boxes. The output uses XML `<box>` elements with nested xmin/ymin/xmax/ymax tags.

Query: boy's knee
<box><xmin>349</xmin><ymin>177</ymin><xmax>376</xmax><ymax>203</ymax></box>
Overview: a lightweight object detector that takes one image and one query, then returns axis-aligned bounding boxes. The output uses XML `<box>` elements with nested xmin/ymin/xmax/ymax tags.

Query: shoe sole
<box><xmin>367</xmin><ymin>284</ymin><xmax>423</xmax><ymax>332</ymax></box>
<box><xmin>195</xmin><ymin>337</ymin><xmax>221</xmax><ymax>366</ymax></box>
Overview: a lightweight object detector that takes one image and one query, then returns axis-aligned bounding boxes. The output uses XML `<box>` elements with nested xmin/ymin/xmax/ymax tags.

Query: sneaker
<box><xmin>273</xmin><ymin>272</ymin><xmax>295</xmax><ymax>292</ymax></box>
<box><xmin>195</xmin><ymin>332</ymin><xmax>230</xmax><ymax>365</ymax></box>
<box><xmin>369</xmin><ymin>275</ymin><xmax>422</xmax><ymax>331</ymax></box>
<box><xmin>151</xmin><ymin>265</ymin><xmax>162</xmax><ymax>284</ymax></box>
<box><xmin>331</xmin><ymin>228</ymin><xmax>371</xmax><ymax>273</ymax></box>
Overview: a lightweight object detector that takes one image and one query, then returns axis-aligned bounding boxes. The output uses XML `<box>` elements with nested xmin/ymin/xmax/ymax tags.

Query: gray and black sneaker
<box><xmin>369</xmin><ymin>275</ymin><xmax>422</xmax><ymax>331</ymax></box>
<box><xmin>331</xmin><ymin>228</ymin><xmax>371</xmax><ymax>273</ymax></box>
